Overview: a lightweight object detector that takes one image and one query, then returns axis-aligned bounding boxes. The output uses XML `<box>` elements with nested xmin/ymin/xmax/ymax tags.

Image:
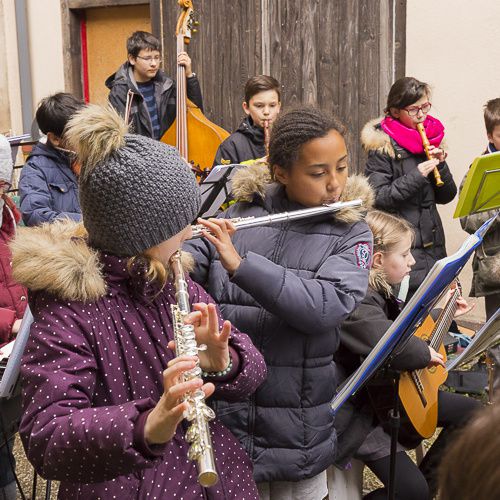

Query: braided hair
<box><xmin>268</xmin><ymin>107</ymin><xmax>346</xmax><ymax>172</ymax></box>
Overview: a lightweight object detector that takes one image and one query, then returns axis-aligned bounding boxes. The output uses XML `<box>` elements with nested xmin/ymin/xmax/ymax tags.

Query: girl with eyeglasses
<box><xmin>361</xmin><ymin>76</ymin><xmax>457</xmax><ymax>297</ymax></box>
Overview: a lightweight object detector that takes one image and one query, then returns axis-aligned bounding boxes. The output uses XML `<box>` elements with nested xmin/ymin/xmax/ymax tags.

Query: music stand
<box><xmin>454</xmin><ymin>151</ymin><xmax>500</xmax><ymax>218</ymax></box>
<box><xmin>198</xmin><ymin>164</ymin><xmax>245</xmax><ymax>218</ymax></box>
<box><xmin>330</xmin><ymin>216</ymin><xmax>496</xmax><ymax>500</ymax></box>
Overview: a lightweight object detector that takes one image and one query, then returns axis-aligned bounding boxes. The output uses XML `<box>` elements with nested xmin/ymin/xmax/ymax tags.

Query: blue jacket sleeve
<box><xmin>229</xmin><ymin>222</ymin><xmax>372</xmax><ymax>335</ymax></box>
<box><xmin>19</xmin><ymin>162</ymin><xmax>82</xmax><ymax>226</ymax></box>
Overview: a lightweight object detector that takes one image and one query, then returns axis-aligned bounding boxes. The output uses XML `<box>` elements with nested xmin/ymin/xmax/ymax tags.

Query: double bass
<box><xmin>161</xmin><ymin>0</ymin><xmax>229</xmax><ymax>178</ymax></box>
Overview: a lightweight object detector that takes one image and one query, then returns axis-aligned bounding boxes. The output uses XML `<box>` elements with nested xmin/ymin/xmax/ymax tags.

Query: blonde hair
<box><xmin>127</xmin><ymin>253</ymin><xmax>169</xmax><ymax>290</ymax></box>
<box><xmin>366</xmin><ymin>210</ymin><xmax>415</xmax><ymax>296</ymax></box>
<box><xmin>366</xmin><ymin>210</ymin><xmax>414</xmax><ymax>255</ymax></box>
<box><xmin>127</xmin><ymin>250</ymin><xmax>194</xmax><ymax>292</ymax></box>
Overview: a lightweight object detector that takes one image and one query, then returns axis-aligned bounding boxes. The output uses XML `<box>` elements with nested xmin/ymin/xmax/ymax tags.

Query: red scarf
<box><xmin>380</xmin><ymin>115</ymin><xmax>445</xmax><ymax>154</ymax></box>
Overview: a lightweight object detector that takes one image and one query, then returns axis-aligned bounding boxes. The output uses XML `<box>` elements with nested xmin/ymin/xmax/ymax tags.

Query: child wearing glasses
<box><xmin>362</xmin><ymin>77</ymin><xmax>457</xmax><ymax>297</ymax></box>
<box><xmin>106</xmin><ymin>31</ymin><xmax>203</xmax><ymax>140</ymax></box>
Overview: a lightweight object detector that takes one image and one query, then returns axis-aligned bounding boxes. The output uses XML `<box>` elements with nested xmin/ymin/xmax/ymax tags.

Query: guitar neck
<box><xmin>429</xmin><ymin>287</ymin><xmax>460</xmax><ymax>350</ymax></box>
<box><xmin>176</xmin><ymin>34</ymin><xmax>188</xmax><ymax>160</ymax></box>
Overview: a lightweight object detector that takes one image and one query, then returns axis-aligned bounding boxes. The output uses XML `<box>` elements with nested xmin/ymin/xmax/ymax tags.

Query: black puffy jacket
<box><xmin>361</xmin><ymin>118</ymin><xmax>457</xmax><ymax>296</ymax></box>
<box><xmin>213</xmin><ymin>117</ymin><xmax>265</xmax><ymax>166</ymax></box>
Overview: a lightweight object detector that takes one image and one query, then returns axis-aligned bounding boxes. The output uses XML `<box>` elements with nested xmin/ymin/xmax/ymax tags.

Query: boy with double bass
<box><xmin>106</xmin><ymin>30</ymin><xmax>203</xmax><ymax>140</ymax></box>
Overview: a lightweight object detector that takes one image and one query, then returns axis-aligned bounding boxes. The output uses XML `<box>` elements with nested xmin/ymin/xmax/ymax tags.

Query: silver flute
<box><xmin>170</xmin><ymin>251</ymin><xmax>218</xmax><ymax>487</ymax></box>
<box><xmin>190</xmin><ymin>199</ymin><xmax>363</xmax><ymax>238</ymax></box>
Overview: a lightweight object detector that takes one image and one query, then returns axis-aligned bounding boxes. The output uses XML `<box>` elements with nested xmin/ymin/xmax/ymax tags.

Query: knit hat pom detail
<box><xmin>65</xmin><ymin>104</ymin><xmax>128</xmax><ymax>177</ymax></box>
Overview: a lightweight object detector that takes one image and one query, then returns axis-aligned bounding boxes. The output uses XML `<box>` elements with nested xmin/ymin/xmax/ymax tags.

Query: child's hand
<box><xmin>144</xmin><ymin>355</ymin><xmax>215</xmax><ymax>445</ymax></box>
<box><xmin>427</xmin><ymin>346</ymin><xmax>445</xmax><ymax>368</ymax></box>
<box><xmin>454</xmin><ymin>295</ymin><xmax>475</xmax><ymax>318</ymax></box>
<box><xmin>168</xmin><ymin>302</ymin><xmax>231</xmax><ymax>373</ymax></box>
<box><xmin>417</xmin><ymin>158</ymin><xmax>439</xmax><ymax>177</ymax></box>
<box><xmin>177</xmin><ymin>51</ymin><xmax>193</xmax><ymax>77</ymax></box>
<box><xmin>11</xmin><ymin>319</ymin><xmax>22</xmax><ymax>334</ymax></box>
<box><xmin>197</xmin><ymin>218</ymin><xmax>242</xmax><ymax>274</ymax></box>
<box><xmin>427</xmin><ymin>145</ymin><xmax>447</xmax><ymax>163</ymax></box>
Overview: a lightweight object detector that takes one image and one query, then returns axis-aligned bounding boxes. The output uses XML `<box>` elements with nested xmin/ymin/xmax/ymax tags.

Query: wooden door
<box><xmin>83</xmin><ymin>4</ymin><xmax>151</xmax><ymax>105</ymax></box>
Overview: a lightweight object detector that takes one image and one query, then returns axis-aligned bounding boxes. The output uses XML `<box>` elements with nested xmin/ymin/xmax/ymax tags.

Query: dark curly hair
<box><xmin>268</xmin><ymin>107</ymin><xmax>346</xmax><ymax>171</ymax></box>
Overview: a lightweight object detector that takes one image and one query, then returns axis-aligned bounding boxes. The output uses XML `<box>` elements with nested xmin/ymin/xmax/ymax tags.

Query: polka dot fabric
<box><xmin>19</xmin><ymin>252</ymin><xmax>266</xmax><ymax>499</ymax></box>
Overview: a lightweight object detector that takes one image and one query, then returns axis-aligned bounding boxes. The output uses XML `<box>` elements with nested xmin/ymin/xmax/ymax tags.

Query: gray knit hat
<box><xmin>0</xmin><ymin>134</ymin><xmax>14</xmax><ymax>185</ymax></box>
<box><xmin>65</xmin><ymin>105</ymin><xmax>200</xmax><ymax>257</ymax></box>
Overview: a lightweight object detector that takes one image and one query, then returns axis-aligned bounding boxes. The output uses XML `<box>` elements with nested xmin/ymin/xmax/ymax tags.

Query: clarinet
<box><xmin>170</xmin><ymin>251</ymin><xmax>218</xmax><ymax>487</ymax></box>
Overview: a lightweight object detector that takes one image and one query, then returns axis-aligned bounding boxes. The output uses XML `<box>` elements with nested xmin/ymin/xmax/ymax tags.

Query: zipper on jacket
<box><xmin>247</xmin><ymin>221</ymin><xmax>289</xmax><ymax>461</ymax></box>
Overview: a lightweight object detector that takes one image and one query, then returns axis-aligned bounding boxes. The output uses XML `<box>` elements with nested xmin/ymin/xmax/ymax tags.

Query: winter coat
<box><xmin>459</xmin><ymin>151</ymin><xmax>500</xmax><ymax>297</ymax></box>
<box><xmin>183</xmin><ymin>163</ymin><xmax>374</xmax><ymax>482</ymax></box>
<box><xmin>0</xmin><ymin>198</ymin><xmax>27</xmax><ymax>346</ymax></box>
<box><xmin>334</xmin><ymin>272</ymin><xmax>431</xmax><ymax>466</ymax></box>
<box><xmin>213</xmin><ymin>117</ymin><xmax>265</xmax><ymax>167</ymax></box>
<box><xmin>12</xmin><ymin>220</ymin><xmax>266</xmax><ymax>500</ymax></box>
<box><xmin>106</xmin><ymin>62</ymin><xmax>204</xmax><ymax>139</ymax></box>
<box><xmin>362</xmin><ymin>118</ymin><xmax>457</xmax><ymax>295</ymax></box>
<box><xmin>19</xmin><ymin>142</ymin><xmax>81</xmax><ymax>227</ymax></box>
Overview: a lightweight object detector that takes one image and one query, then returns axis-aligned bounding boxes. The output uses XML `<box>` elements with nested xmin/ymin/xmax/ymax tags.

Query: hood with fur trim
<box><xmin>361</xmin><ymin>117</ymin><xmax>448</xmax><ymax>159</ymax></box>
<box><xmin>231</xmin><ymin>162</ymin><xmax>374</xmax><ymax>225</ymax></box>
<box><xmin>10</xmin><ymin>220</ymin><xmax>192</xmax><ymax>303</ymax></box>
<box><xmin>361</xmin><ymin>117</ymin><xmax>396</xmax><ymax>158</ymax></box>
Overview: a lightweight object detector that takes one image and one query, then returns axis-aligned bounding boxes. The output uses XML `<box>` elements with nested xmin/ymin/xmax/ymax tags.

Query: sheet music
<box><xmin>198</xmin><ymin>164</ymin><xmax>245</xmax><ymax>218</ymax></box>
<box><xmin>331</xmin><ymin>215</ymin><xmax>497</xmax><ymax>414</ymax></box>
<box><xmin>446</xmin><ymin>309</ymin><xmax>500</xmax><ymax>371</ymax></box>
<box><xmin>0</xmin><ymin>307</ymin><xmax>34</xmax><ymax>399</ymax></box>
<box><xmin>0</xmin><ymin>340</ymin><xmax>15</xmax><ymax>361</ymax></box>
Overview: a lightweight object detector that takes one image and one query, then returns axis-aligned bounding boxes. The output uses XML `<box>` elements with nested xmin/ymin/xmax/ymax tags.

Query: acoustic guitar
<box><xmin>398</xmin><ymin>283</ymin><xmax>461</xmax><ymax>439</ymax></box>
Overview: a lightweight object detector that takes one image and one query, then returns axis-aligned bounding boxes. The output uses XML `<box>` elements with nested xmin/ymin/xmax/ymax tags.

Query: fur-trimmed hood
<box><xmin>231</xmin><ymin>162</ymin><xmax>374</xmax><ymax>225</ymax></box>
<box><xmin>361</xmin><ymin>117</ymin><xmax>396</xmax><ymax>158</ymax></box>
<box><xmin>10</xmin><ymin>220</ymin><xmax>192</xmax><ymax>303</ymax></box>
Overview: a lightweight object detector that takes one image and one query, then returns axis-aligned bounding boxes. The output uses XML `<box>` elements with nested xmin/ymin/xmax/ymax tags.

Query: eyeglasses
<box><xmin>403</xmin><ymin>102</ymin><xmax>432</xmax><ymax>117</ymax></box>
<box><xmin>136</xmin><ymin>55</ymin><xmax>162</xmax><ymax>63</ymax></box>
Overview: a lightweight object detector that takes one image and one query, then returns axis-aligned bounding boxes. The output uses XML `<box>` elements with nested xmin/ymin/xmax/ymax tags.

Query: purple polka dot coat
<box><xmin>12</xmin><ymin>221</ymin><xmax>266</xmax><ymax>500</ymax></box>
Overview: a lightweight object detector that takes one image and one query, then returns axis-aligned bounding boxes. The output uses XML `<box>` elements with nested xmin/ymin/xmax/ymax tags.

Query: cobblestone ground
<box><xmin>12</xmin><ymin>433</ymin><xmax>435</xmax><ymax>499</ymax></box>
<box><xmin>12</xmin><ymin>437</ymin><xmax>58</xmax><ymax>499</ymax></box>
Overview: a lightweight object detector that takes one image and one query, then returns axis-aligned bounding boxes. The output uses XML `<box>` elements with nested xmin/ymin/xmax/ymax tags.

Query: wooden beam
<box><xmin>67</xmin><ymin>0</ymin><xmax>148</xmax><ymax>9</ymax></box>
<box><xmin>394</xmin><ymin>0</ymin><xmax>406</xmax><ymax>79</ymax></box>
<box><xmin>60</xmin><ymin>1</ymin><xmax>83</xmax><ymax>98</ymax></box>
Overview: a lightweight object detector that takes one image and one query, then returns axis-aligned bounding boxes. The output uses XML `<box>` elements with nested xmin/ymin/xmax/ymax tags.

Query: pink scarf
<box><xmin>380</xmin><ymin>115</ymin><xmax>445</xmax><ymax>154</ymax></box>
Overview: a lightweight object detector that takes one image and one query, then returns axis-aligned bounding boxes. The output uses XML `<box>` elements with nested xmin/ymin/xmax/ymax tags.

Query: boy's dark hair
<box><xmin>244</xmin><ymin>75</ymin><xmax>281</xmax><ymax>104</ymax></box>
<box><xmin>127</xmin><ymin>31</ymin><xmax>161</xmax><ymax>58</ymax></box>
<box><xmin>484</xmin><ymin>98</ymin><xmax>500</xmax><ymax>134</ymax></box>
<box><xmin>36</xmin><ymin>92</ymin><xmax>85</xmax><ymax>137</ymax></box>
<box><xmin>385</xmin><ymin>76</ymin><xmax>431</xmax><ymax>113</ymax></box>
<box><xmin>268</xmin><ymin>107</ymin><xmax>346</xmax><ymax>171</ymax></box>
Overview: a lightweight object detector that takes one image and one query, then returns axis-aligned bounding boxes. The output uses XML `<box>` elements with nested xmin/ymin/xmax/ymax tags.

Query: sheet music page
<box><xmin>0</xmin><ymin>340</ymin><xmax>15</xmax><ymax>361</ymax></box>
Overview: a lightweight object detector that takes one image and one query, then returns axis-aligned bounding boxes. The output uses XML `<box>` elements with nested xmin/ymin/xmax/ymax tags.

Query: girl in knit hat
<box><xmin>11</xmin><ymin>106</ymin><xmax>266</xmax><ymax>500</ymax></box>
<box><xmin>0</xmin><ymin>134</ymin><xmax>28</xmax><ymax>500</ymax></box>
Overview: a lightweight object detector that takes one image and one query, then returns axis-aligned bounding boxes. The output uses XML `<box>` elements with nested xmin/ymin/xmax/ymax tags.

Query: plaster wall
<box><xmin>406</xmin><ymin>0</ymin><xmax>500</xmax><ymax>322</ymax></box>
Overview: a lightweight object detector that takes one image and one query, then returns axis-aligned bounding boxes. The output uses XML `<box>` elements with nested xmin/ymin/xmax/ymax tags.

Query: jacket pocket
<box><xmin>49</xmin><ymin>182</ymin><xmax>69</xmax><ymax>193</ymax></box>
